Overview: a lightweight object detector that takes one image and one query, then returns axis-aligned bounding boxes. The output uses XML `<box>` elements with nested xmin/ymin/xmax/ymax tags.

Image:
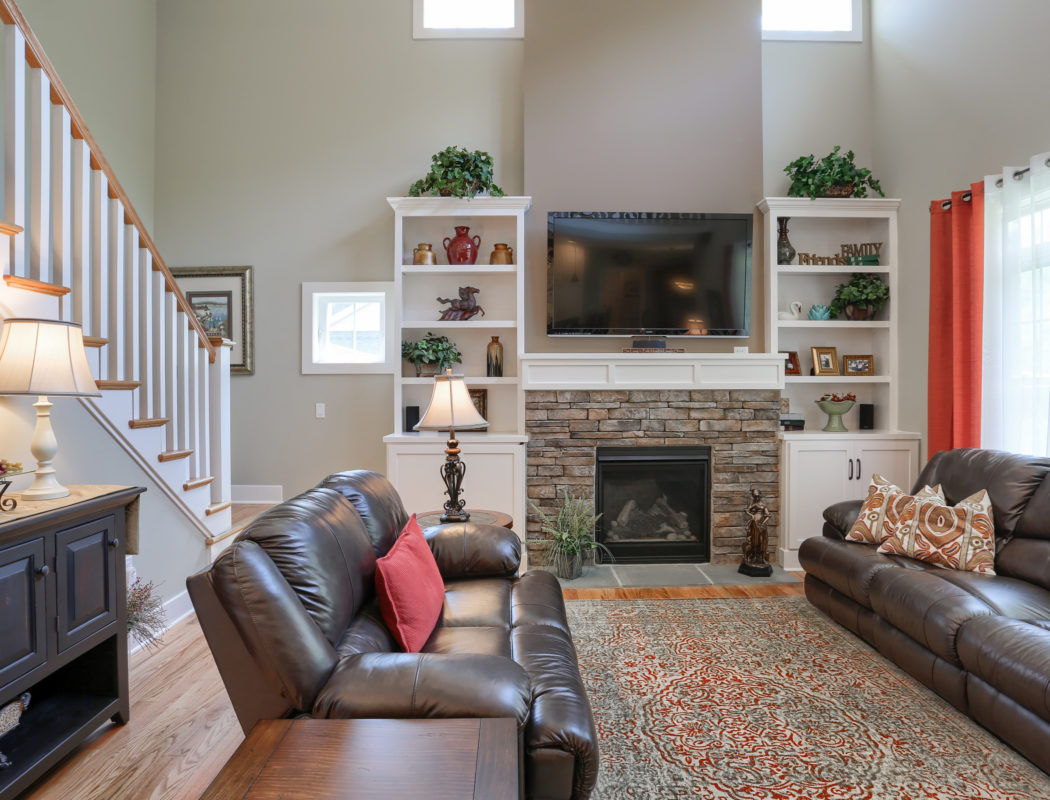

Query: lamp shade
<box><xmin>0</xmin><ymin>318</ymin><xmax>100</xmax><ymax>396</ymax></box>
<box><xmin>415</xmin><ymin>370</ymin><xmax>488</xmax><ymax>431</ymax></box>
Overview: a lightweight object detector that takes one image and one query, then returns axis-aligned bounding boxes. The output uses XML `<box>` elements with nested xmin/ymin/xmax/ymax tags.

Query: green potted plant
<box><xmin>784</xmin><ymin>146</ymin><xmax>885</xmax><ymax>199</ymax></box>
<box><xmin>829</xmin><ymin>273</ymin><xmax>889</xmax><ymax>320</ymax></box>
<box><xmin>401</xmin><ymin>332</ymin><xmax>462</xmax><ymax>376</ymax></box>
<box><xmin>531</xmin><ymin>491</ymin><xmax>611</xmax><ymax>580</ymax></box>
<box><xmin>408</xmin><ymin>146</ymin><xmax>505</xmax><ymax>199</ymax></box>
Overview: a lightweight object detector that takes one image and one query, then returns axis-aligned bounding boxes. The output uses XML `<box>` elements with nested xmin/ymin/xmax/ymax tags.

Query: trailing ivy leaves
<box><xmin>408</xmin><ymin>146</ymin><xmax>505</xmax><ymax>199</ymax></box>
<box><xmin>830</xmin><ymin>273</ymin><xmax>889</xmax><ymax>318</ymax></box>
<box><xmin>784</xmin><ymin>146</ymin><xmax>885</xmax><ymax>200</ymax></box>
<box><xmin>401</xmin><ymin>332</ymin><xmax>462</xmax><ymax>371</ymax></box>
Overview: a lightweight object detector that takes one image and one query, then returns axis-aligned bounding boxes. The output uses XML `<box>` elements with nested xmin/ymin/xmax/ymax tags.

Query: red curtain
<box><xmin>928</xmin><ymin>182</ymin><xmax>984</xmax><ymax>455</ymax></box>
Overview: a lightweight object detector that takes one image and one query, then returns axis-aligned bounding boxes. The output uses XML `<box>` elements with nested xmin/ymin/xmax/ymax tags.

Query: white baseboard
<box><xmin>129</xmin><ymin>588</ymin><xmax>196</xmax><ymax>656</ymax></box>
<box><xmin>232</xmin><ymin>484</ymin><xmax>284</xmax><ymax>503</ymax></box>
<box><xmin>778</xmin><ymin>547</ymin><xmax>801</xmax><ymax>571</ymax></box>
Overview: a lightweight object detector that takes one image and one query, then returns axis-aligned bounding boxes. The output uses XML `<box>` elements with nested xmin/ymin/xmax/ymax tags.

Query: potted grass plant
<box><xmin>408</xmin><ymin>146</ymin><xmax>505</xmax><ymax>199</ymax></box>
<box><xmin>531</xmin><ymin>491</ymin><xmax>611</xmax><ymax>580</ymax></box>
<box><xmin>784</xmin><ymin>146</ymin><xmax>885</xmax><ymax>199</ymax></box>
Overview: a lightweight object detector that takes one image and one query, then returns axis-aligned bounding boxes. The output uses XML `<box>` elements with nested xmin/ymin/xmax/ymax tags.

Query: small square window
<box><xmin>413</xmin><ymin>0</ymin><xmax>524</xmax><ymax>39</ymax></box>
<box><xmin>762</xmin><ymin>0</ymin><xmax>862</xmax><ymax>42</ymax></box>
<box><xmin>302</xmin><ymin>282</ymin><xmax>395</xmax><ymax>374</ymax></box>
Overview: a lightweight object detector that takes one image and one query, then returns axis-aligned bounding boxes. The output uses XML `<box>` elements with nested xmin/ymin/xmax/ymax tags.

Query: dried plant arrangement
<box><xmin>127</xmin><ymin>578</ymin><xmax>167</xmax><ymax>650</ymax></box>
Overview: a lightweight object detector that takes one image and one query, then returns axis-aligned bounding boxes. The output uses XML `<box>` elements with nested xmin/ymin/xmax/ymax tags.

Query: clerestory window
<box><xmin>762</xmin><ymin>0</ymin><xmax>862</xmax><ymax>42</ymax></box>
<box><xmin>413</xmin><ymin>0</ymin><xmax>524</xmax><ymax>39</ymax></box>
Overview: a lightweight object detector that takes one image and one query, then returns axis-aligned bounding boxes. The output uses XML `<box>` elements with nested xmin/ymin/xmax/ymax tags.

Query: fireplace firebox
<box><xmin>594</xmin><ymin>446</ymin><xmax>711</xmax><ymax>564</ymax></box>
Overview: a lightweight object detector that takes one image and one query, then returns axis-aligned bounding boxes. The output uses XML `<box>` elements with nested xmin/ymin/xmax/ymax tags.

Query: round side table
<box><xmin>417</xmin><ymin>509</ymin><xmax>513</xmax><ymax>530</ymax></box>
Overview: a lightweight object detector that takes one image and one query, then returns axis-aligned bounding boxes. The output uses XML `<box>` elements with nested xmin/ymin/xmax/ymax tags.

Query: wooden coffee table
<box><xmin>417</xmin><ymin>509</ymin><xmax>513</xmax><ymax>529</ymax></box>
<box><xmin>201</xmin><ymin>718</ymin><xmax>518</xmax><ymax>800</ymax></box>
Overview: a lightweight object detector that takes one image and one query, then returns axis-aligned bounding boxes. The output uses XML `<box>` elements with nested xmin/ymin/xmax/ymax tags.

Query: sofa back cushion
<box><xmin>238</xmin><ymin>488</ymin><xmax>377</xmax><ymax>643</ymax></box>
<box><xmin>317</xmin><ymin>470</ymin><xmax>409</xmax><ymax>557</ymax></box>
<box><xmin>914</xmin><ymin>448</ymin><xmax>1050</xmax><ymax>538</ymax></box>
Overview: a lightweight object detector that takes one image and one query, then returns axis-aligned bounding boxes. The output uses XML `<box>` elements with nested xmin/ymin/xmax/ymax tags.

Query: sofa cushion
<box><xmin>512</xmin><ymin>570</ymin><xmax>572</xmax><ymax>634</ymax></box>
<box><xmin>438</xmin><ymin>578</ymin><xmax>513</xmax><ymax>629</ymax></box>
<box><xmin>869</xmin><ymin>568</ymin><xmax>998</xmax><ymax>665</ymax></box>
<box><xmin>878</xmin><ymin>489</ymin><xmax>995</xmax><ymax>574</ymax></box>
<box><xmin>914</xmin><ymin>448</ymin><xmax>1050</xmax><ymax>538</ymax></box>
<box><xmin>958</xmin><ymin>616</ymin><xmax>1050</xmax><ymax>725</ymax></box>
<box><xmin>846</xmin><ymin>475</ymin><xmax>942</xmax><ymax>545</ymax></box>
<box><xmin>375</xmin><ymin>515</ymin><xmax>445</xmax><ymax>652</ymax></box>
<box><xmin>927</xmin><ymin>569</ymin><xmax>1050</xmax><ymax>620</ymax></box>
<box><xmin>996</xmin><ymin>537</ymin><xmax>1050</xmax><ymax>592</ymax></box>
<box><xmin>798</xmin><ymin>536</ymin><xmax>935</xmax><ymax>608</ymax></box>
<box><xmin>422</xmin><ymin>626</ymin><xmax>513</xmax><ymax>658</ymax></box>
<box><xmin>317</xmin><ymin>470</ymin><xmax>409</xmax><ymax>557</ymax></box>
<box><xmin>334</xmin><ymin>600</ymin><xmax>397</xmax><ymax>659</ymax></box>
<box><xmin>423</xmin><ymin>521</ymin><xmax>521</xmax><ymax>579</ymax></box>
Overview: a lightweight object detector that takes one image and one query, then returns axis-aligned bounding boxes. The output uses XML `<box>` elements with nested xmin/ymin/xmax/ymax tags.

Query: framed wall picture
<box><xmin>784</xmin><ymin>350</ymin><xmax>801</xmax><ymax>375</ymax></box>
<box><xmin>843</xmin><ymin>354</ymin><xmax>875</xmax><ymax>376</ymax></box>
<box><xmin>811</xmin><ymin>346</ymin><xmax>839</xmax><ymax>376</ymax></box>
<box><xmin>171</xmin><ymin>266</ymin><xmax>254</xmax><ymax>375</ymax></box>
<box><xmin>469</xmin><ymin>388</ymin><xmax>488</xmax><ymax>420</ymax></box>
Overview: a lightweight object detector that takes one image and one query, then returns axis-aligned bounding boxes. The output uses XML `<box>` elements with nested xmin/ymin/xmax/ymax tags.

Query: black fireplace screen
<box><xmin>595</xmin><ymin>446</ymin><xmax>711</xmax><ymax>564</ymax></box>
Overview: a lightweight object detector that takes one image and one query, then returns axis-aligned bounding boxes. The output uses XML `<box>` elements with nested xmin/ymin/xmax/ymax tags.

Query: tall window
<box><xmin>301</xmin><ymin>283</ymin><xmax>395</xmax><ymax>374</ymax></box>
<box><xmin>413</xmin><ymin>0</ymin><xmax>524</xmax><ymax>39</ymax></box>
<box><xmin>762</xmin><ymin>0</ymin><xmax>862</xmax><ymax>42</ymax></box>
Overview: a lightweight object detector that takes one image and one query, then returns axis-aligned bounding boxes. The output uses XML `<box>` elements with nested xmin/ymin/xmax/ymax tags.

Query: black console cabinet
<box><xmin>0</xmin><ymin>487</ymin><xmax>144</xmax><ymax>799</ymax></box>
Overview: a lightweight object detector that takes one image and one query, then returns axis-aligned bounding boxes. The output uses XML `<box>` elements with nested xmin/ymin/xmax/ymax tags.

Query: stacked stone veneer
<box><xmin>525</xmin><ymin>389</ymin><xmax>780</xmax><ymax>567</ymax></box>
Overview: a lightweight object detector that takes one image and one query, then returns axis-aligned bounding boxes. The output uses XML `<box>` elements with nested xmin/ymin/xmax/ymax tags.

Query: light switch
<box><xmin>315</xmin><ymin>403</ymin><xmax>326</xmax><ymax>419</ymax></box>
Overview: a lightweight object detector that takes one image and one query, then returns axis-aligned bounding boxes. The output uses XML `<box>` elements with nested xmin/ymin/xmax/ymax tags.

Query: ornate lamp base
<box><xmin>438</xmin><ymin>430</ymin><xmax>471</xmax><ymax>524</ymax></box>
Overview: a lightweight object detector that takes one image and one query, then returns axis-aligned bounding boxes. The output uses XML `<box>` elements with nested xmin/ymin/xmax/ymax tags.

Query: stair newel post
<box><xmin>208</xmin><ymin>340</ymin><xmax>232</xmax><ymax>506</ymax></box>
<box><xmin>138</xmin><ymin>249</ymin><xmax>154</xmax><ymax>418</ymax></box>
<box><xmin>4</xmin><ymin>25</ymin><xmax>26</xmax><ymax>278</ymax></box>
<box><xmin>51</xmin><ymin>102</ymin><xmax>73</xmax><ymax>315</ymax></box>
<box><xmin>123</xmin><ymin>226</ymin><xmax>139</xmax><ymax>385</ymax></box>
<box><xmin>70</xmin><ymin>137</ymin><xmax>91</xmax><ymax>329</ymax></box>
<box><xmin>106</xmin><ymin>197</ymin><xmax>125</xmax><ymax>380</ymax></box>
<box><xmin>162</xmin><ymin>289</ymin><xmax>179</xmax><ymax>451</ymax></box>
<box><xmin>90</xmin><ymin>170</ymin><xmax>109</xmax><ymax>377</ymax></box>
<box><xmin>28</xmin><ymin>66</ymin><xmax>50</xmax><ymax>283</ymax></box>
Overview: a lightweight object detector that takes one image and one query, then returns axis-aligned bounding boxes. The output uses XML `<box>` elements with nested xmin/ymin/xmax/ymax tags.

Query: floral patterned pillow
<box><xmin>877</xmin><ymin>489</ymin><xmax>996</xmax><ymax>574</ymax></box>
<box><xmin>845</xmin><ymin>474</ymin><xmax>944</xmax><ymax>545</ymax></box>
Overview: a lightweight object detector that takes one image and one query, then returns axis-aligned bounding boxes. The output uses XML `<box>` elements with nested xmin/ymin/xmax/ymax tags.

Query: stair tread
<box><xmin>183</xmin><ymin>475</ymin><xmax>214</xmax><ymax>491</ymax></box>
<box><xmin>158</xmin><ymin>449</ymin><xmax>193</xmax><ymax>462</ymax></box>
<box><xmin>129</xmin><ymin>417</ymin><xmax>169</xmax><ymax>429</ymax></box>
<box><xmin>4</xmin><ymin>274</ymin><xmax>70</xmax><ymax>296</ymax></box>
<box><xmin>0</xmin><ymin>221</ymin><xmax>24</xmax><ymax>236</ymax></box>
<box><xmin>96</xmin><ymin>379</ymin><xmax>142</xmax><ymax>390</ymax></box>
<box><xmin>205</xmin><ymin>500</ymin><xmax>234</xmax><ymax>519</ymax></box>
<box><xmin>83</xmin><ymin>336</ymin><xmax>109</xmax><ymax>348</ymax></box>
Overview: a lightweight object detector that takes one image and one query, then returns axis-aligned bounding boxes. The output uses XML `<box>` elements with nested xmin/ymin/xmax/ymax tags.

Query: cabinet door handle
<box><xmin>856</xmin><ymin>458</ymin><xmax>861</xmax><ymax>480</ymax></box>
<box><xmin>848</xmin><ymin>459</ymin><xmax>853</xmax><ymax>480</ymax></box>
<box><xmin>108</xmin><ymin>538</ymin><xmax>119</xmax><ymax>550</ymax></box>
<box><xmin>36</xmin><ymin>564</ymin><xmax>50</xmax><ymax>577</ymax></box>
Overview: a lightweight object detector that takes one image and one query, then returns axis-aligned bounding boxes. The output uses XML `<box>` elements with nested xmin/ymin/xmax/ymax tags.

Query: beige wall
<box><xmin>153</xmin><ymin>0</ymin><xmax>523</xmax><ymax>496</ymax></box>
<box><xmin>18</xmin><ymin>0</ymin><xmax>157</xmax><ymax>231</ymax></box>
<box><xmin>523</xmin><ymin>0</ymin><xmax>764</xmax><ymax>353</ymax></box>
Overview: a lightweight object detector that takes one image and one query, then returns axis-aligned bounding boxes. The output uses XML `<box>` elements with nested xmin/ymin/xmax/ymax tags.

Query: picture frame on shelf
<box><xmin>469</xmin><ymin>388</ymin><xmax>488</xmax><ymax>420</ymax></box>
<box><xmin>172</xmin><ymin>265</ymin><xmax>254</xmax><ymax>375</ymax></box>
<box><xmin>843</xmin><ymin>354</ymin><xmax>875</xmax><ymax>376</ymax></box>
<box><xmin>811</xmin><ymin>346</ymin><xmax>839</xmax><ymax>376</ymax></box>
<box><xmin>783</xmin><ymin>350</ymin><xmax>801</xmax><ymax>375</ymax></box>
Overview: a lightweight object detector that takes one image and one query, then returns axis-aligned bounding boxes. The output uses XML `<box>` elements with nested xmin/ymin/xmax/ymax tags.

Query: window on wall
<box><xmin>413</xmin><ymin>0</ymin><xmax>524</xmax><ymax>39</ymax></box>
<box><xmin>762</xmin><ymin>0</ymin><xmax>862</xmax><ymax>42</ymax></box>
<box><xmin>301</xmin><ymin>283</ymin><xmax>395</xmax><ymax>374</ymax></box>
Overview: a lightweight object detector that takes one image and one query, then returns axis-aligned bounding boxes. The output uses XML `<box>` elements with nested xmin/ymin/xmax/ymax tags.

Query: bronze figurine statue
<box><xmin>437</xmin><ymin>286</ymin><xmax>485</xmax><ymax>321</ymax></box>
<box><xmin>739</xmin><ymin>486</ymin><xmax>773</xmax><ymax>577</ymax></box>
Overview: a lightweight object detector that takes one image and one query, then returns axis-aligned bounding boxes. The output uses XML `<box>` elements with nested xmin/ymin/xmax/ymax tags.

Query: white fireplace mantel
<box><xmin>519</xmin><ymin>352</ymin><xmax>785</xmax><ymax>391</ymax></box>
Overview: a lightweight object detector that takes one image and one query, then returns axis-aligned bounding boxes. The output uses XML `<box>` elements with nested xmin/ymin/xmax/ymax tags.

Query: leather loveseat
<box><xmin>187</xmin><ymin>470</ymin><xmax>598</xmax><ymax>800</ymax></box>
<box><xmin>800</xmin><ymin>448</ymin><xmax>1050</xmax><ymax>772</ymax></box>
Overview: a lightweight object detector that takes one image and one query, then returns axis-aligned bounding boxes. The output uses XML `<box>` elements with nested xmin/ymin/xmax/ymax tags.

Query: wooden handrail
<box><xmin>0</xmin><ymin>0</ymin><xmax>217</xmax><ymax>362</ymax></box>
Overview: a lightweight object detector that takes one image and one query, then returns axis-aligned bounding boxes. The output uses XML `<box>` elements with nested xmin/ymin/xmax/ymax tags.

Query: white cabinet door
<box><xmin>855</xmin><ymin>441</ymin><xmax>920</xmax><ymax>494</ymax></box>
<box><xmin>783</xmin><ymin>440</ymin><xmax>853</xmax><ymax>554</ymax></box>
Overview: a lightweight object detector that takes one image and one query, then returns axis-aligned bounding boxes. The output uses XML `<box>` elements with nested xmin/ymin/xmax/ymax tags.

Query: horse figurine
<box><xmin>437</xmin><ymin>286</ymin><xmax>485</xmax><ymax>321</ymax></box>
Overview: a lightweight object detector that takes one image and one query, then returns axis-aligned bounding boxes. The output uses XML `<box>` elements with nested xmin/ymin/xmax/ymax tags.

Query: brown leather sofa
<box><xmin>187</xmin><ymin>470</ymin><xmax>598</xmax><ymax>800</ymax></box>
<box><xmin>800</xmin><ymin>448</ymin><xmax>1050</xmax><ymax>772</ymax></box>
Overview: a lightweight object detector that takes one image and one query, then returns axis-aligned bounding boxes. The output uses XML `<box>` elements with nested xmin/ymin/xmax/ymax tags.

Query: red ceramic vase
<box><xmin>443</xmin><ymin>226</ymin><xmax>481</xmax><ymax>265</ymax></box>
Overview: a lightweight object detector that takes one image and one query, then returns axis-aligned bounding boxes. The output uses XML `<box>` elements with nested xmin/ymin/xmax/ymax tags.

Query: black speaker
<box><xmin>405</xmin><ymin>405</ymin><xmax>420</xmax><ymax>431</ymax></box>
<box><xmin>859</xmin><ymin>403</ymin><xmax>874</xmax><ymax>430</ymax></box>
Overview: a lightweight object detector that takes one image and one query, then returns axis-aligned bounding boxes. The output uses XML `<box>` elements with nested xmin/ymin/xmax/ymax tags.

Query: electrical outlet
<box><xmin>315</xmin><ymin>403</ymin><xmax>326</xmax><ymax>419</ymax></box>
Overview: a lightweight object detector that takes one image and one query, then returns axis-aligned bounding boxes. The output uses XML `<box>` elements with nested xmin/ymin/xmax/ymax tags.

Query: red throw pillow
<box><xmin>375</xmin><ymin>514</ymin><xmax>445</xmax><ymax>652</ymax></box>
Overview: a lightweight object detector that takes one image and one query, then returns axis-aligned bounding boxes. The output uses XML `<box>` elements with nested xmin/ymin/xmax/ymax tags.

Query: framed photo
<box><xmin>783</xmin><ymin>350</ymin><xmax>801</xmax><ymax>375</ymax></box>
<box><xmin>843</xmin><ymin>354</ymin><xmax>875</xmax><ymax>376</ymax></box>
<box><xmin>171</xmin><ymin>266</ymin><xmax>254</xmax><ymax>375</ymax></box>
<box><xmin>811</xmin><ymin>346</ymin><xmax>839</xmax><ymax>376</ymax></box>
<box><xmin>469</xmin><ymin>388</ymin><xmax>488</xmax><ymax>420</ymax></box>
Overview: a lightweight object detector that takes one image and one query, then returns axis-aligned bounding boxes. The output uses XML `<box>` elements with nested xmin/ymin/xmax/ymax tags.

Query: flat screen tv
<box><xmin>547</xmin><ymin>211</ymin><xmax>753</xmax><ymax>337</ymax></box>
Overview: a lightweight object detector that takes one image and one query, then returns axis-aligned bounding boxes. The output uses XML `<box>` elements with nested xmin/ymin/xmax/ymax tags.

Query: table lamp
<box><xmin>414</xmin><ymin>368</ymin><xmax>488</xmax><ymax>522</ymax></box>
<box><xmin>0</xmin><ymin>318</ymin><xmax>101</xmax><ymax>500</ymax></box>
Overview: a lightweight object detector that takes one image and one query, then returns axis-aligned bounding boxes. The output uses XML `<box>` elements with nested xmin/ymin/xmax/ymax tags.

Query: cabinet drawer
<box><xmin>55</xmin><ymin>516</ymin><xmax>118</xmax><ymax>652</ymax></box>
<box><xmin>0</xmin><ymin>538</ymin><xmax>47</xmax><ymax>688</ymax></box>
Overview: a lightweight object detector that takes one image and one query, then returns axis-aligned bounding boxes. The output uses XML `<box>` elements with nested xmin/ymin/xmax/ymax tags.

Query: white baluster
<box><xmin>90</xmin><ymin>171</ymin><xmax>109</xmax><ymax>375</ymax></box>
<box><xmin>163</xmin><ymin>289</ymin><xmax>179</xmax><ymax>451</ymax></box>
<box><xmin>106</xmin><ymin>198</ymin><xmax>125</xmax><ymax>380</ymax></box>
<box><xmin>151</xmin><ymin>266</ymin><xmax>168</xmax><ymax>424</ymax></box>
<box><xmin>123</xmin><ymin>226</ymin><xmax>139</xmax><ymax>386</ymax></box>
<box><xmin>29</xmin><ymin>67</ymin><xmax>51</xmax><ymax>282</ymax></box>
<box><xmin>175</xmin><ymin>310</ymin><xmax>191</xmax><ymax>454</ymax></box>
<box><xmin>138</xmin><ymin>249</ymin><xmax>154</xmax><ymax>418</ymax></box>
<box><xmin>187</xmin><ymin>331</ymin><xmax>200</xmax><ymax>476</ymax></box>
<box><xmin>209</xmin><ymin>341</ymin><xmax>232</xmax><ymax>504</ymax></box>
<box><xmin>51</xmin><ymin>103</ymin><xmax>72</xmax><ymax>316</ymax></box>
<box><xmin>198</xmin><ymin>346</ymin><xmax>211</xmax><ymax>484</ymax></box>
<box><xmin>70</xmin><ymin>138</ymin><xmax>91</xmax><ymax>328</ymax></box>
<box><xmin>5</xmin><ymin>26</ymin><xmax>26</xmax><ymax>277</ymax></box>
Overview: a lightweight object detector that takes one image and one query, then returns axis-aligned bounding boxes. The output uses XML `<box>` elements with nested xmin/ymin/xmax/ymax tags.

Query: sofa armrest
<box><xmin>422</xmin><ymin>521</ymin><xmax>521</xmax><ymax>579</ymax></box>
<box><xmin>311</xmin><ymin>652</ymin><xmax>531</xmax><ymax>729</ymax></box>
<box><xmin>822</xmin><ymin>499</ymin><xmax>863</xmax><ymax>539</ymax></box>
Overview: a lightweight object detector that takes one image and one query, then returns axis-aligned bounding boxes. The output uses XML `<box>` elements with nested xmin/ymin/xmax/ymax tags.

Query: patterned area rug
<box><xmin>565</xmin><ymin>596</ymin><xmax>1050</xmax><ymax>799</ymax></box>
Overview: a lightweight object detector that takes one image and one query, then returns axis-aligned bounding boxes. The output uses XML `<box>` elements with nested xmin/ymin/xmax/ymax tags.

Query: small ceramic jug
<box><xmin>809</xmin><ymin>304</ymin><xmax>831</xmax><ymax>320</ymax></box>
<box><xmin>412</xmin><ymin>243</ymin><xmax>436</xmax><ymax>265</ymax></box>
<box><xmin>489</xmin><ymin>243</ymin><xmax>513</xmax><ymax>265</ymax></box>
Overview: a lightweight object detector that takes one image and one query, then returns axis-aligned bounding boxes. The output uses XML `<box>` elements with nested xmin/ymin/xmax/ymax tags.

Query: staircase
<box><xmin>0</xmin><ymin>0</ymin><xmax>232</xmax><ymax>542</ymax></box>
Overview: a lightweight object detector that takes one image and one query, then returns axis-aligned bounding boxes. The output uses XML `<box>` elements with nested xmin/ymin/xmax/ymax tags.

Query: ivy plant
<box><xmin>401</xmin><ymin>332</ymin><xmax>462</xmax><ymax>370</ymax></box>
<box><xmin>408</xmin><ymin>146</ymin><xmax>505</xmax><ymax>199</ymax></box>
<box><xmin>829</xmin><ymin>273</ymin><xmax>889</xmax><ymax>318</ymax></box>
<box><xmin>784</xmin><ymin>146</ymin><xmax>885</xmax><ymax>200</ymax></box>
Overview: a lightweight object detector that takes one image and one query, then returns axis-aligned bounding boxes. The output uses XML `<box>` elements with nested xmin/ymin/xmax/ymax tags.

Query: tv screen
<box><xmin>547</xmin><ymin>212</ymin><xmax>752</xmax><ymax>337</ymax></box>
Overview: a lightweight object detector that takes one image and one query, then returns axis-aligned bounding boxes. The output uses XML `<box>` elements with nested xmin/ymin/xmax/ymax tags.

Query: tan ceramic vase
<box><xmin>412</xmin><ymin>243</ymin><xmax>436</xmax><ymax>265</ymax></box>
<box><xmin>489</xmin><ymin>243</ymin><xmax>513</xmax><ymax>265</ymax></box>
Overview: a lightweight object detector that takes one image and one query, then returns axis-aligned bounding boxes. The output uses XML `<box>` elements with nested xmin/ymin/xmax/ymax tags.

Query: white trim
<box><xmin>413</xmin><ymin>0</ymin><xmax>524</xmax><ymax>39</ymax></box>
<box><xmin>519</xmin><ymin>353</ymin><xmax>785</xmax><ymax>391</ymax></box>
<box><xmin>301</xmin><ymin>281</ymin><xmax>395</xmax><ymax>375</ymax></box>
<box><xmin>762</xmin><ymin>0</ymin><xmax>863</xmax><ymax>42</ymax></box>
<box><xmin>232</xmin><ymin>484</ymin><xmax>284</xmax><ymax>503</ymax></box>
